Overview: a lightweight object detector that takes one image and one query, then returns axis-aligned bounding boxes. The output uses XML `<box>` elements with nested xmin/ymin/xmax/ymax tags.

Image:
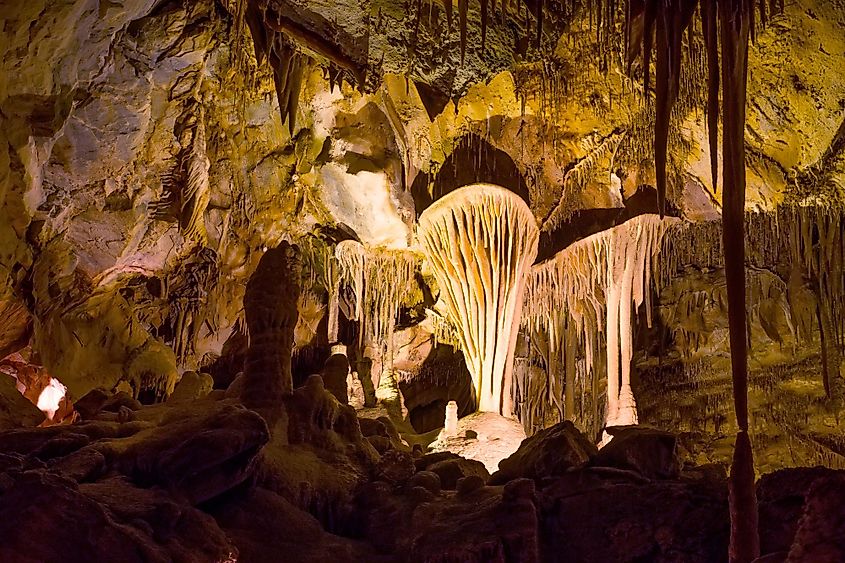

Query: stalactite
<box><xmin>523</xmin><ymin>214</ymin><xmax>676</xmax><ymax>435</ymax></box>
<box><xmin>181</xmin><ymin>105</ymin><xmax>211</xmax><ymax>246</ymax></box>
<box><xmin>243</xmin><ymin>1</ymin><xmax>268</xmax><ymax>65</ymax></box>
<box><xmin>335</xmin><ymin>240</ymin><xmax>418</xmax><ymax>380</ymax></box>
<box><xmin>657</xmin><ymin>3</ymin><xmax>691</xmax><ymax>216</ymax></box>
<box><xmin>418</xmin><ymin>184</ymin><xmax>539</xmax><ymax>416</ymax></box>
<box><xmin>702</xmin><ymin>0</ymin><xmax>720</xmax><ymax>196</ymax></box>
<box><xmin>267</xmin><ymin>34</ymin><xmax>309</xmax><ymax>135</ymax></box>
<box><xmin>459</xmin><ymin>0</ymin><xmax>468</xmax><ymax>62</ymax></box>
<box><xmin>481</xmin><ymin>0</ymin><xmax>488</xmax><ymax>52</ymax></box>
<box><xmin>429</xmin><ymin>308</ymin><xmax>462</xmax><ymax>350</ymax></box>
<box><xmin>299</xmin><ymin>238</ymin><xmax>341</xmax><ymax>344</ymax></box>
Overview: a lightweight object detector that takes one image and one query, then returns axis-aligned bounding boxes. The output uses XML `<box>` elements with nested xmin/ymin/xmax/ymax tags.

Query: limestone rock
<box><xmin>168</xmin><ymin>371</ymin><xmax>214</xmax><ymax>403</ymax></box>
<box><xmin>426</xmin><ymin>456</ymin><xmax>490</xmax><ymax>490</ymax></box>
<box><xmin>407</xmin><ymin>485</ymin><xmax>540</xmax><ymax>563</ymax></box>
<box><xmin>242</xmin><ymin>242</ymin><xmax>300</xmax><ymax>417</ymax></box>
<box><xmin>211</xmin><ymin>486</ymin><xmax>384</xmax><ymax>563</ymax></box>
<box><xmin>73</xmin><ymin>388</ymin><xmax>110</xmax><ymax>420</ymax></box>
<box><xmin>0</xmin><ymin>298</ymin><xmax>31</xmax><ymax>361</ymax></box>
<box><xmin>322</xmin><ymin>353</ymin><xmax>350</xmax><ymax>405</ymax></box>
<box><xmin>0</xmin><ymin>373</ymin><xmax>44</xmax><ymax>430</ymax></box>
<box><xmin>0</xmin><ymin>469</ymin><xmax>236</xmax><ymax>563</ymax></box>
<box><xmin>757</xmin><ymin>467</ymin><xmax>843</xmax><ymax>558</ymax></box>
<box><xmin>429</xmin><ymin>411</ymin><xmax>526</xmax><ymax>474</ymax></box>
<box><xmin>541</xmin><ymin>478</ymin><xmax>729</xmax><ymax>563</ymax></box>
<box><xmin>786</xmin><ymin>473</ymin><xmax>845</xmax><ymax>562</ymax></box>
<box><xmin>407</xmin><ymin>470</ymin><xmax>441</xmax><ymax>494</ymax></box>
<box><xmin>491</xmin><ymin>421</ymin><xmax>597</xmax><ymax>484</ymax></box>
<box><xmin>593</xmin><ymin>426</ymin><xmax>681</xmax><ymax>480</ymax></box>
<box><xmin>375</xmin><ymin>449</ymin><xmax>416</xmax><ymax>484</ymax></box>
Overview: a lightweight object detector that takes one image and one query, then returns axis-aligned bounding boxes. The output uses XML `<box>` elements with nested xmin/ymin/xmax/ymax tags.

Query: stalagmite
<box><xmin>444</xmin><ymin>400</ymin><xmax>459</xmax><ymax>437</ymax></box>
<box><xmin>418</xmin><ymin>184</ymin><xmax>539</xmax><ymax>416</ymax></box>
<box><xmin>523</xmin><ymin>215</ymin><xmax>676</xmax><ymax>436</ymax></box>
<box><xmin>242</xmin><ymin>242</ymin><xmax>300</xmax><ymax>419</ymax></box>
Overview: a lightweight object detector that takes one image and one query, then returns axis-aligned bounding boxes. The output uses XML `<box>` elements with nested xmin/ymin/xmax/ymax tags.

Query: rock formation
<box><xmin>418</xmin><ymin>184</ymin><xmax>539</xmax><ymax>416</ymax></box>
<box><xmin>0</xmin><ymin>0</ymin><xmax>844</xmax><ymax>560</ymax></box>
<box><xmin>242</xmin><ymin>241</ymin><xmax>301</xmax><ymax>417</ymax></box>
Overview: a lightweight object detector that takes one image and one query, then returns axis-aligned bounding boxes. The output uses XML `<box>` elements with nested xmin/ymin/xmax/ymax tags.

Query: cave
<box><xmin>1</xmin><ymin>0</ymin><xmax>844</xmax><ymax>561</ymax></box>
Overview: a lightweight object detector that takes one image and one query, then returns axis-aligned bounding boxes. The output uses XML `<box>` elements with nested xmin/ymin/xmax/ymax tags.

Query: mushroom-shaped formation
<box><xmin>418</xmin><ymin>184</ymin><xmax>539</xmax><ymax>416</ymax></box>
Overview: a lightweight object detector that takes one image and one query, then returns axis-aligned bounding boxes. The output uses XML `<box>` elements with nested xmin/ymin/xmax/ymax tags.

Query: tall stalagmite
<box><xmin>242</xmin><ymin>241</ymin><xmax>301</xmax><ymax>418</ymax></box>
<box><xmin>418</xmin><ymin>184</ymin><xmax>539</xmax><ymax>416</ymax></box>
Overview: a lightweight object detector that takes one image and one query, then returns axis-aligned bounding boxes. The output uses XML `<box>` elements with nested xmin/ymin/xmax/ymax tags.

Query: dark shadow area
<box><xmin>399</xmin><ymin>343</ymin><xmax>476</xmax><ymax>433</ymax></box>
<box><xmin>536</xmin><ymin>185</ymin><xmax>682</xmax><ymax>262</ymax></box>
<box><xmin>411</xmin><ymin>132</ymin><xmax>531</xmax><ymax>216</ymax></box>
<box><xmin>414</xmin><ymin>80</ymin><xmax>451</xmax><ymax>121</ymax></box>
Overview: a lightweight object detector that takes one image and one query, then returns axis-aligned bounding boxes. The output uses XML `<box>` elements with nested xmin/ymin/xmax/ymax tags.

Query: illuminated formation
<box><xmin>3</xmin><ymin>0</ymin><xmax>844</xmax><ymax>560</ymax></box>
<box><xmin>336</xmin><ymin>240</ymin><xmax>418</xmax><ymax>389</ymax></box>
<box><xmin>418</xmin><ymin>184</ymin><xmax>539</xmax><ymax>416</ymax></box>
<box><xmin>523</xmin><ymin>214</ymin><xmax>676</xmax><ymax>434</ymax></box>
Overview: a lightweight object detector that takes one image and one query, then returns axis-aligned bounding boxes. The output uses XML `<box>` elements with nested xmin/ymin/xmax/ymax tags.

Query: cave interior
<box><xmin>1</xmin><ymin>0</ymin><xmax>845</xmax><ymax>561</ymax></box>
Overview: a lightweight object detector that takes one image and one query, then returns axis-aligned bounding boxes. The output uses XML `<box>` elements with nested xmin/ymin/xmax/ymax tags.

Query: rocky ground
<box><xmin>0</xmin><ymin>371</ymin><xmax>844</xmax><ymax>562</ymax></box>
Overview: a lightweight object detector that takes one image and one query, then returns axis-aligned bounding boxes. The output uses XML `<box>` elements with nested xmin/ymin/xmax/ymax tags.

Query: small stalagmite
<box><xmin>444</xmin><ymin>400</ymin><xmax>459</xmax><ymax>437</ymax></box>
<box><xmin>418</xmin><ymin>184</ymin><xmax>539</xmax><ymax>416</ymax></box>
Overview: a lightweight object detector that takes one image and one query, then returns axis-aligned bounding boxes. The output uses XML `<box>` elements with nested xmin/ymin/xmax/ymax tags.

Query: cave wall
<box><xmin>0</xmin><ymin>0</ymin><xmax>843</xmax><ymax>429</ymax></box>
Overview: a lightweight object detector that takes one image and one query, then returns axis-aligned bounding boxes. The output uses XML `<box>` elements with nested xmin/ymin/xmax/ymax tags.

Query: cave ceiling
<box><xmin>0</xmin><ymin>0</ymin><xmax>843</xmax><ymax>399</ymax></box>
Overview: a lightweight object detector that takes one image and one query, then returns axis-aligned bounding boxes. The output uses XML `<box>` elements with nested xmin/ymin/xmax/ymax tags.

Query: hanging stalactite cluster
<box><xmin>239</xmin><ymin>1</ymin><xmax>313</xmax><ymax>135</ymax></box>
<box><xmin>520</xmin><ymin>214</ymin><xmax>676</xmax><ymax>434</ymax></box>
<box><xmin>335</xmin><ymin>240</ymin><xmax>419</xmax><ymax>361</ymax></box>
<box><xmin>659</xmin><ymin>206</ymin><xmax>845</xmax><ymax>403</ymax></box>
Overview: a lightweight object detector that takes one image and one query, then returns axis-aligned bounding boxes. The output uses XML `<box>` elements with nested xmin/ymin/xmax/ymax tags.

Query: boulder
<box><xmin>593</xmin><ymin>426</ymin><xmax>681</xmax><ymax>480</ymax></box>
<box><xmin>406</xmin><ymin>484</ymin><xmax>540</xmax><ymax>562</ymax></box>
<box><xmin>168</xmin><ymin>371</ymin><xmax>214</xmax><ymax>403</ymax></box>
<box><xmin>101</xmin><ymin>391</ymin><xmax>142</xmax><ymax>413</ymax></box>
<box><xmin>73</xmin><ymin>388</ymin><xmax>110</xmax><ymax>420</ymax></box>
<box><xmin>491</xmin><ymin>421</ymin><xmax>596</xmax><ymax>484</ymax></box>
<box><xmin>101</xmin><ymin>402</ymin><xmax>270</xmax><ymax>504</ymax></box>
<box><xmin>225</xmin><ymin>372</ymin><xmax>245</xmax><ymax>399</ymax></box>
<box><xmin>407</xmin><ymin>471</ymin><xmax>441</xmax><ymax>494</ymax></box>
<box><xmin>0</xmin><ymin>469</ymin><xmax>236</xmax><ymax>563</ymax></box>
<box><xmin>541</xmin><ymin>478</ymin><xmax>729</xmax><ymax>562</ymax></box>
<box><xmin>757</xmin><ymin>467</ymin><xmax>840</xmax><ymax>556</ymax></box>
<box><xmin>359</xmin><ymin>416</ymin><xmax>409</xmax><ymax>453</ymax></box>
<box><xmin>786</xmin><ymin>472</ymin><xmax>845</xmax><ymax>562</ymax></box>
<box><xmin>212</xmin><ymin>486</ymin><xmax>383</xmax><ymax>563</ymax></box>
<box><xmin>375</xmin><ymin>449</ymin><xmax>416</xmax><ymax>484</ymax></box>
<box><xmin>428</xmin><ymin>456</ymin><xmax>490</xmax><ymax>490</ymax></box>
